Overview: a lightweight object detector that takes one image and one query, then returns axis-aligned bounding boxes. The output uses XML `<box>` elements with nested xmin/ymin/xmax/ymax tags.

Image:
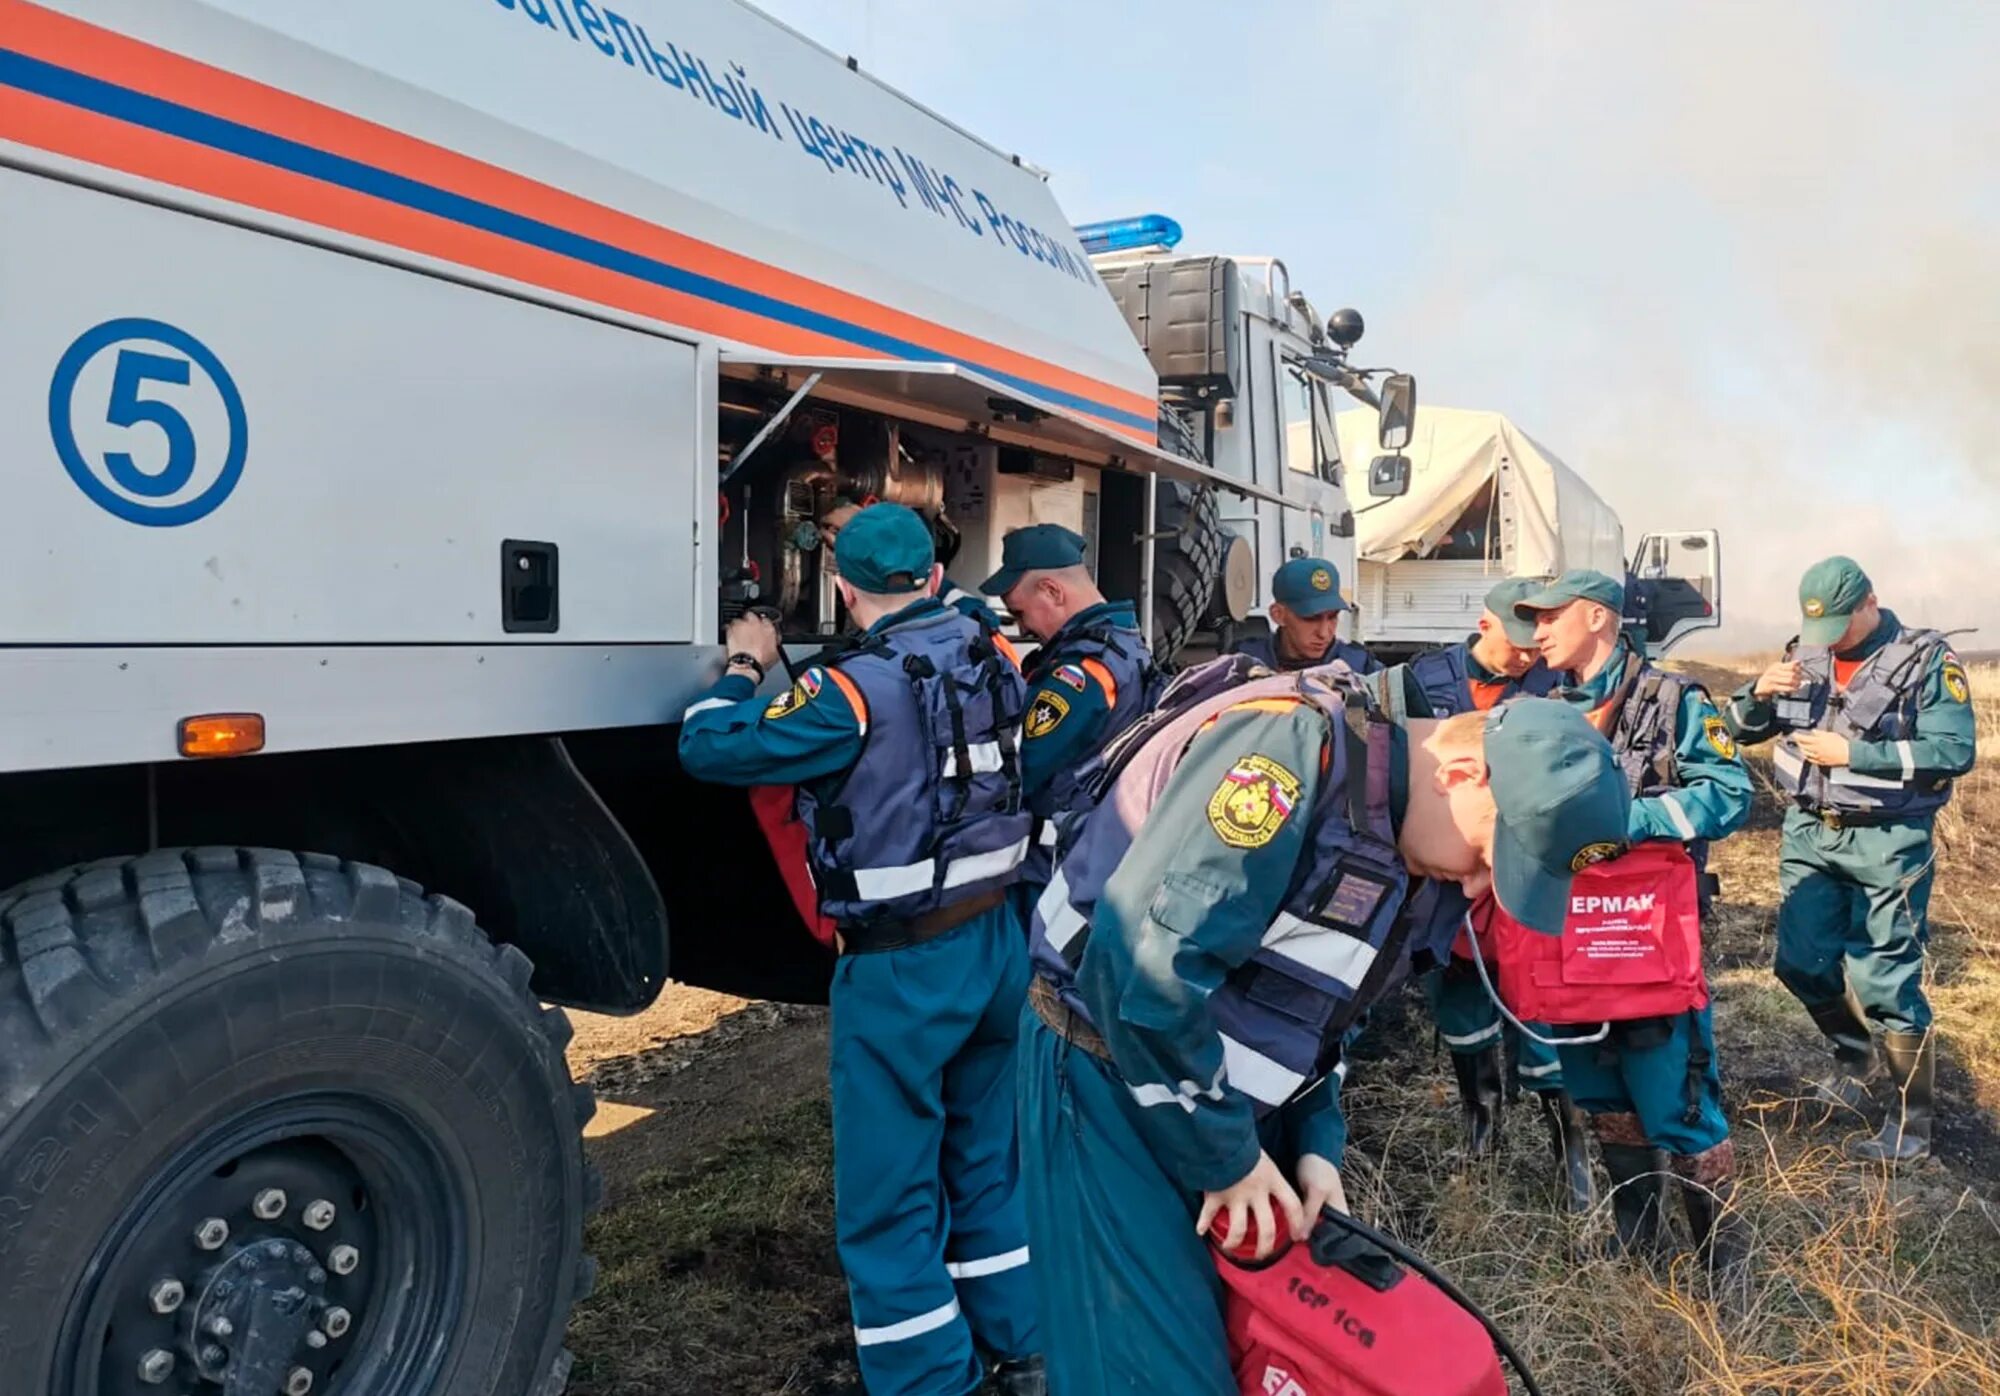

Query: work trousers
<box><xmin>1773</xmin><ymin>809</ymin><xmax>1936</xmax><ymax>1039</ymax></box>
<box><xmin>830</xmin><ymin>907</ymin><xmax>1038</xmax><ymax>1395</ymax></box>
<box><xmin>1554</xmin><ymin>1006</ymin><xmax>1729</xmax><ymax>1157</ymax></box>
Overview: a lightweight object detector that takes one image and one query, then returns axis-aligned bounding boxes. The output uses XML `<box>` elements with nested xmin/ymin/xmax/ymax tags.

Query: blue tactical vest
<box><xmin>799</xmin><ymin>607</ymin><xmax>1032</xmax><ymax>927</ymax></box>
<box><xmin>1232</xmin><ymin>630</ymin><xmax>1377</xmax><ymax>675</ymax></box>
<box><xmin>1404</xmin><ymin>641</ymin><xmax>1558</xmax><ymax>717</ymax></box>
<box><xmin>1021</xmin><ymin>610</ymin><xmax>1163</xmax><ymax>882</ymax></box>
<box><xmin>1586</xmin><ymin>657</ymin><xmax>1719</xmax><ymax>880</ymax></box>
<box><xmin>1030</xmin><ymin>658</ymin><xmax>1412</xmax><ymax>1115</ymax></box>
<box><xmin>1771</xmin><ymin>625</ymin><xmax>1954</xmax><ymax>819</ymax></box>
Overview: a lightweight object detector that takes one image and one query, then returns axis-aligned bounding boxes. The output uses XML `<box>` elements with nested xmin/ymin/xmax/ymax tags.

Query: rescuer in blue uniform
<box><xmin>1018</xmin><ymin>657</ymin><xmax>1630</xmax><ymax>1393</ymax></box>
<box><xmin>1722</xmin><ymin>557</ymin><xmax>1977</xmax><ymax>1164</ymax></box>
<box><xmin>681</xmin><ymin>505</ymin><xmax>1044</xmax><ymax>1396</ymax></box>
<box><xmin>1388</xmin><ymin>578</ymin><xmax>1589</xmax><ymax>1208</ymax></box>
<box><xmin>979</xmin><ymin>524</ymin><xmax>1159</xmax><ymax>899</ymax></box>
<box><xmin>1232</xmin><ymin>557</ymin><xmax>1383</xmax><ymax>674</ymax></box>
<box><xmin>1517</xmin><ymin>570</ymin><xmax>1753</xmax><ymax>1274</ymax></box>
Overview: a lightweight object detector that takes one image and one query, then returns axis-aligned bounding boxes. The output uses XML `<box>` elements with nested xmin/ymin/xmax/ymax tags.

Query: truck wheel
<box><xmin>1150</xmin><ymin>480</ymin><xmax>1228</xmax><ymax>663</ymax></box>
<box><xmin>0</xmin><ymin>848</ymin><xmax>599</xmax><ymax>1396</ymax></box>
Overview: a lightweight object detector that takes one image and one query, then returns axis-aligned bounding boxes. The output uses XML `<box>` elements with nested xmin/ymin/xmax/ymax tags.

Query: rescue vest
<box><xmin>1234</xmin><ymin>630</ymin><xmax>1380</xmax><ymax>676</ymax></box>
<box><xmin>1585</xmin><ymin>653</ymin><xmax>1716</xmax><ymax>885</ymax></box>
<box><xmin>1474</xmin><ymin>842</ymin><xmax>1708</xmax><ymax>1025</ymax></box>
<box><xmin>1403</xmin><ymin>641</ymin><xmax>1557</xmax><ymax>718</ymax></box>
<box><xmin>1770</xmin><ymin>624</ymin><xmax>1954</xmax><ymax>819</ymax></box>
<box><xmin>1021</xmin><ymin>609</ymin><xmax>1162</xmax><ymax>882</ymax></box>
<box><xmin>1031</xmin><ymin>657</ymin><xmax>1411</xmax><ymax>1115</ymax></box>
<box><xmin>798</xmin><ymin>607</ymin><xmax>1031</xmax><ymax>927</ymax></box>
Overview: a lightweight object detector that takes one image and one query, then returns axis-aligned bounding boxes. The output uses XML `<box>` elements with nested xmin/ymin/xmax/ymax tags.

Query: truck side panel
<box><xmin>2</xmin><ymin>169</ymin><xmax>703</xmax><ymax>646</ymax></box>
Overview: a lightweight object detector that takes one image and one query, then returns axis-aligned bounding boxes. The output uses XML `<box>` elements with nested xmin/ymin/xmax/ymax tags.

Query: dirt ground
<box><xmin>560</xmin><ymin>660</ymin><xmax>2000</xmax><ymax>1396</ymax></box>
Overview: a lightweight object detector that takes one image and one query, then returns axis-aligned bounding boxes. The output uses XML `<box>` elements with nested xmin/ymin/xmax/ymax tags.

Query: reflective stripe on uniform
<box><xmin>1897</xmin><ymin>740</ymin><xmax>1915</xmax><ymax>780</ymax></box>
<box><xmin>1127</xmin><ymin>1065</ymin><xmax>1227</xmax><ymax>1114</ymax></box>
<box><xmin>1262</xmin><ymin>911</ymin><xmax>1379</xmax><ymax>990</ymax></box>
<box><xmin>942</xmin><ymin>740</ymin><xmax>1009</xmax><ymax>778</ymax></box>
<box><xmin>1221</xmin><ymin>1033</ymin><xmax>1309</xmax><ymax>1105</ymax></box>
<box><xmin>849</xmin><ymin>837</ymin><xmax>1031</xmax><ymax>902</ymax></box>
<box><xmin>1828</xmin><ymin>765</ymin><xmax>1902</xmax><ymax>791</ymax></box>
<box><xmin>945</xmin><ymin>1246</ymin><xmax>1030</xmax><ymax>1280</ymax></box>
<box><xmin>1773</xmin><ymin>743</ymin><xmax>1805</xmax><ymax>783</ymax></box>
<box><xmin>853</xmin><ymin>1297</ymin><xmax>962</xmax><ymax>1348</ymax></box>
<box><xmin>1518</xmin><ymin>1059</ymin><xmax>1562</xmax><ymax>1079</ymax></box>
<box><xmin>683</xmin><ymin>696</ymin><xmax>735</xmax><ymax>718</ymax></box>
<box><xmin>1439</xmin><ymin>1025</ymin><xmax>1501</xmax><ymax>1048</ymax></box>
<box><xmin>1657</xmin><ymin>790</ymin><xmax>1698</xmax><ymax>840</ymax></box>
<box><xmin>1037</xmin><ymin>820</ymin><xmax>1060</xmax><ymax>848</ymax></box>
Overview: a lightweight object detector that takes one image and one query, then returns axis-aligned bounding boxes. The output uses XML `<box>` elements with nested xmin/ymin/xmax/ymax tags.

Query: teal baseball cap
<box><xmin>1484</xmin><ymin>578</ymin><xmax>1547</xmax><ymax>647</ymax></box>
<box><xmin>1482</xmin><ymin>697</ymin><xmax>1632</xmax><ymax>935</ymax></box>
<box><xmin>834</xmin><ymin>503</ymin><xmax>935</xmax><ymax>594</ymax></box>
<box><xmin>1797</xmin><ymin>555</ymin><xmax>1872</xmax><ymax>645</ymax></box>
<box><xmin>979</xmin><ymin>523</ymin><xmax>1088</xmax><ymax>596</ymax></box>
<box><xmin>1272</xmin><ymin>557</ymin><xmax>1349</xmax><ymax>617</ymax></box>
<box><xmin>1513</xmin><ymin>568</ymin><xmax>1625</xmax><ymax>620</ymax></box>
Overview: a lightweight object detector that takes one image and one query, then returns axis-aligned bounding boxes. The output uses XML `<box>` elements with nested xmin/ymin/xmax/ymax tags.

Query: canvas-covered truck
<box><xmin>1333</xmin><ymin>405</ymin><xmax>1722</xmax><ymax>659</ymax></box>
<box><xmin>0</xmin><ymin>3</ymin><xmax>1421</xmax><ymax>1393</ymax></box>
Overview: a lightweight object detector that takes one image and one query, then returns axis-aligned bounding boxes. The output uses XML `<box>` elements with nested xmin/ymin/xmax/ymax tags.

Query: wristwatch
<box><xmin>725</xmin><ymin>653</ymin><xmax>767</xmax><ymax>683</ymax></box>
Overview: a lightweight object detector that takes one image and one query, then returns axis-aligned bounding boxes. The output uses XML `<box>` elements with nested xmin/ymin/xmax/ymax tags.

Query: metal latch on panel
<box><xmin>502</xmin><ymin>540</ymin><xmax>559</xmax><ymax>634</ymax></box>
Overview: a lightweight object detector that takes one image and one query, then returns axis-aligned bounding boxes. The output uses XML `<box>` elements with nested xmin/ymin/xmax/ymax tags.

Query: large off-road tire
<box><xmin>0</xmin><ymin>848</ymin><xmax>599</xmax><ymax>1396</ymax></box>
<box><xmin>1150</xmin><ymin>480</ymin><xmax>1229</xmax><ymax>664</ymax></box>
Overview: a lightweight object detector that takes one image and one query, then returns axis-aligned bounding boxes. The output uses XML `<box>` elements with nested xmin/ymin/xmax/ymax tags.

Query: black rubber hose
<box><xmin>1314</xmin><ymin>1207</ymin><xmax>1545</xmax><ymax>1396</ymax></box>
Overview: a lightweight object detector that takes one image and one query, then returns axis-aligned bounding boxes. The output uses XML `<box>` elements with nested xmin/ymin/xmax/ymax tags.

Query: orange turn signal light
<box><xmin>178</xmin><ymin>713</ymin><xmax>266</xmax><ymax>759</ymax></box>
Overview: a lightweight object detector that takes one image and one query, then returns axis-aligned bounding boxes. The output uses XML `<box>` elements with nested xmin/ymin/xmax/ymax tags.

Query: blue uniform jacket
<box><xmin>1020</xmin><ymin>600</ymin><xmax>1141</xmax><ymax>801</ymax></box>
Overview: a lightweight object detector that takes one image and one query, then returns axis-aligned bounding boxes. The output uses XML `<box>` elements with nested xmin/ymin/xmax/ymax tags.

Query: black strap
<box><xmin>1339</xmin><ymin>692</ymin><xmax>1374</xmax><ymax>836</ymax></box>
<box><xmin>1682</xmin><ymin>1007</ymin><xmax>1711</xmax><ymax>1127</ymax></box>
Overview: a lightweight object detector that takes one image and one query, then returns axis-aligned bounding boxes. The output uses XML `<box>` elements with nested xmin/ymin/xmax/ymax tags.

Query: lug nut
<box><xmin>195</xmin><ymin>1218</ymin><xmax>230</xmax><ymax>1251</ymax></box>
<box><xmin>328</xmin><ymin>1244</ymin><xmax>359</xmax><ymax>1276</ymax></box>
<box><xmin>307</xmin><ymin>1267</ymin><xmax>327</xmax><ymax>1286</ymax></box>
<box><xmin>201</xmin><ymin>1344</ymin><xmax>227</xmax><ymax>1367</ymax></box>
<box><xmin>305</xmin><ymin>1331</ymin><xmax>328</xmax><ymax>1350</ymax></box>
<box><xmin>285</xmin><ymin>1366</ymin><xmax>315</xmax><ymax>1395</ymax></box>
<box><xmin>265</xmin><ymin>1239</ymin><xmax>289</xmax><ymax>1260</ymax></box>
<box><xmin>302</xmin><ymin>1199</ymin><xmax>337</xmax><ymax>1231</ymax></box>
<box><xmin>253</xmin><ymin>1188</ymin><xmax>288</xmax><ymax>1220</ymax></box>
<box><xmin>322</xmin><ymin>1306</ymin><xmax>352</xmax><ymax>1339</ymax></box>
<box><xmin>206</xmin><ymin>1315</ymin><xmax>235</xmax><ymax>1339</ymax></box>
<box><xmin>138</xmin><ymin>1349</ymin><xmax>175</xmax><ymax>1384</ymax></box>
<box><xmin>148</xmin><ymin>1278</ymin><xmax>185</xmax><ymax>1315</ymax></box>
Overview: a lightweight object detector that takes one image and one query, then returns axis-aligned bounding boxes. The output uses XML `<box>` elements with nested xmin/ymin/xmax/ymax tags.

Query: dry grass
<box><xmin>568</xmin><ymin>662</ymin><xmax>2000</xmax><ymax>1395</ymax></box>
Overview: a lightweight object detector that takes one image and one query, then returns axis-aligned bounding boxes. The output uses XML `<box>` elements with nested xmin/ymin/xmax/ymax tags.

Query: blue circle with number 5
<box><xmin>48</xmin><ymin>317</ymin><xmax>248</xmax><ymax>527</ymax></box>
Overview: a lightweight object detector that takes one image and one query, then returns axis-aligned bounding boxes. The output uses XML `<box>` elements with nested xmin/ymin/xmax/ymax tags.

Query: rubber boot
<box><xmin>1597</xmin><ymin>1139</ymin><xmax>1671</xmax><ymax>1260</ymax></box>
<box><xmin>1804</xmin><ymin>995</ymin><xmax>1880</xmax><ymax>1118</ymax></box>
<box><xmin>988</xmin><ymin>1354</ymin><xmax>1047</xmax><ymax>1396</ymax></box>
<box><xmin>1451</xmin><ymin>1047</ymin><xmax>1504</xmax><ymax>1160</ymax></box>
<box><xmin>1671</xmin><ymin>1141</ymin><xmax>1750</xmax><ymax>1299</ymax></box>
<box><xmin>1537</xmin><ymin>1091</ymin><xmax>1596</xmax><ymax>1214</ymax></box>
<box><xmin>1849</xmin><ymin>1031</ymin><xmax>1935</xmax><ymax>1164</ymax></box>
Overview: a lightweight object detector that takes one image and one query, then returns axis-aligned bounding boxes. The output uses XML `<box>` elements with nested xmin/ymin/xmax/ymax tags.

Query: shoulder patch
<box><xmin>1054</xmin><ymin>663</ymin><xmax>1090</xmax><ymax>692</ymax></box>
<box><xmin>1942</xmin><ymin>657</ymin><xmax>1970</xmax><ymax>704</ymax></box>
<box><xmin>1206</xmin><ymin>754</ymin><xmax>1302</xmax><ymax>850</ymax></box>
<box><xmin>763</xmin><ymin>666</ymin><xmax>824</xmax><ymax>720</ymax></box>
<box><xmin>1702</xmin><ymin>713</ymin><xmax>1738</xmax><ymax>760</ymax></box>
<box><xmin>1026</xmin><ymin>689</ymin><xmax>1071</xmax><ymax>739</ymax></box>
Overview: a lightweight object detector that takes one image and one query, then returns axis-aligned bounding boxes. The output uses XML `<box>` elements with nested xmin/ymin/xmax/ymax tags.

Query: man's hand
<box><xmin>818</xmin><ymin>501</ymin><xmax>861</xmax><ymax>552</ymax></box>
<box><xmin>724</xmin><ymin>612</ymin><xmax>781</xmax><ymax>670</ymax></box>
<box><xmin>1793</xmin><ymin>730</ymin><xmax>1851</xmax><ymax>767</ymax></box>
<box><xmin>1197</xmin><ymin>1150</ymin><xmax>1306</xmax><ymax>1260</ymax></box>
<box><xmin>1296</xmin><ymin>1153</ymin><xmax>1347</xmax><ymax>1220</ymax></box>
<box><xmin>1754</xmin><ymin>660</ymin><xmax>1804</xmax><ymax>700</ymax></box>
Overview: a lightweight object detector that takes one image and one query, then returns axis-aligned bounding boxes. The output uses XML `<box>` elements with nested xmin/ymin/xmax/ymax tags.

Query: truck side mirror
<box><xmin>1377</xmin><ymin>373</ymin><xmax>1416</xmax><ymax>451</ymax></box>
<box><xmin>1368</xmin><ymin>454</ymin><xmax>1411</xmax><ymax>499</ymax></box>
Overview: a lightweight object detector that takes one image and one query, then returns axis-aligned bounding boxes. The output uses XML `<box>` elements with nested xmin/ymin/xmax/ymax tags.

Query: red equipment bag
<box><xmin>1475</xmin><ymin>841</ymin><xmax>1707</xmax><ymax>1026</ymax></box>
<box><xmin>1213</xmin><ymin>1216</ymin><xmax>1508</xmax><ymax>1396</ymax></box>
<box><xmin>747</xmin><ymin>785</ymin><xmax>838</xmax><ymax>949</ymax></box>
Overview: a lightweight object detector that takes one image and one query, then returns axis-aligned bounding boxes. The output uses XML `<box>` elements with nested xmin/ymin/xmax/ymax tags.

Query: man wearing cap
<box><xmin>1515</xmin><ymin>569</ymin><xmax>1753</xmax><ymax>1272</ymax></box>
<box><xmin>824</xmin><ymin>497</ymin><xmax>1008</xmax><ymax>632</ymax></box>
<box><xmin>979</xmin><ymin>524</ymin><xmax>1160</xmax><ymax>900</ymax></box>
<box><xmin>681</xmin><ymin>504</ymin><xmax>1045</xmax><ymax>1396</ymax></box>
<box><xmin>1017</xmin><ymin>651</ymin><xmax>1630</xmax><ymax>1393</ymax></box>
<box><xmin>1381</xmin><ymin>579</ymin><xmax>1588</xmax><ymax>1206</ymax></box>
<box><xmin>1722</xmin><ymin>557</ymin><xmax>1976</xmax><ymax>1164</ymax></box>
<box><xmin>1232</xmin><ymin>557</ymin><xmax>1383</xmax><ymax>674</ymax></box>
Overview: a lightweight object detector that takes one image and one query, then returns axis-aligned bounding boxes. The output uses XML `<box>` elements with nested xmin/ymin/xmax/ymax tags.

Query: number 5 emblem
<box><xmin>48</xmin><ymin>317</ymin><xmax>248</xmax><ymax>527</ymax></box>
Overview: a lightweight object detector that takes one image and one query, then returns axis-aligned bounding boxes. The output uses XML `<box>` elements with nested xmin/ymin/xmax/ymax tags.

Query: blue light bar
<box><xmin>1073</xmin><ymin>214</ymin><xmax>1183</xmax><ymax>255</ymax></box>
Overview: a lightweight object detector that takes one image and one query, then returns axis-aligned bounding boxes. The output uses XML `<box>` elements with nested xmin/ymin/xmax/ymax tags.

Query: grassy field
<box><xmin>566</xmin><ymin>662</ymin><xmax>2000</xmax><ymax>1396</ymax></box>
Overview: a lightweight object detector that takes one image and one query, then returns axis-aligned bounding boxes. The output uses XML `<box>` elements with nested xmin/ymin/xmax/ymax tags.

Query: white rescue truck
<box><xmin>0</xmin><ymin>3</ymin><xmax>1411</xmax><ymax>1393</ymax></box>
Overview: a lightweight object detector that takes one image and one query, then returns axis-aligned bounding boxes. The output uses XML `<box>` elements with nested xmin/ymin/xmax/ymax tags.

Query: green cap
<box><xmin>979</xmin><ymin>523</ymin><xmax>1088</xmax><ymax>596</ymax></box>
<box><xmin>1513</xmin><ymin>568</ymin><xmax>1625</xmax><ymax>620</ymax></box>
<box><xmin>1483</xmin><ymin>698</ymin><xmax>1632</xmax><ymax>935</ymax></box>
<box><xmin>834</xmin><ymin>503</ymin><xmax>935</xmax><ymax>594</ymax></box>
<box><xmin>1272</xmin><ymin>557</ymin><xmax>1349</xmax><ymax>617</ymax></box>
<box><xmin>1484</xmin><ymin>578</ymin><xmax>1547</xmax><ymax>647</ymax></box>
<box><xmin>1797</xmin><ymin>555</ymin><xmax>1871</xmax><ymax>645</ymax></box>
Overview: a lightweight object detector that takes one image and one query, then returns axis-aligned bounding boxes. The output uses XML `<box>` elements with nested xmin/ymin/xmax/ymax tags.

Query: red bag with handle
<box><xmin>1212</xmin><ymin>1212</ymin><xmax>1509</xmax><ymax>1396</ymax></box>
<box><xmin>1475</xmin><ymin>841</ymin><xmax>1707</xmax><ymax>1026</ymax></box>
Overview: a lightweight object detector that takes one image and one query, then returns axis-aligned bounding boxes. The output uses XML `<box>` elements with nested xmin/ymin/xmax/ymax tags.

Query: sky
<box><xmin>749</xmin><ymin>0</ymin><xmax>2000</xmax><ymax>654</ymax></box>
